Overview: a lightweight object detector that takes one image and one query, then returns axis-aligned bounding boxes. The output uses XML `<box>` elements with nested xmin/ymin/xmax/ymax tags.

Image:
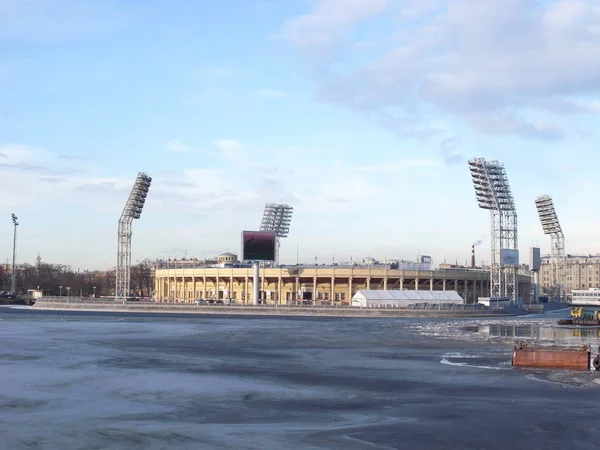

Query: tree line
<box><xmin>0</xmin><ymin>259</ymin><xmax>155</xmax><ymax>298</ymax></box>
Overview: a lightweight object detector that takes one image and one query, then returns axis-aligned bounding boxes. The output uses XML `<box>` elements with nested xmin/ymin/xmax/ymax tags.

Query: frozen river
<box><xmin>1</xmin><ymin>307</ymin><xmax>599</xmax><ymax>449</ymax></box>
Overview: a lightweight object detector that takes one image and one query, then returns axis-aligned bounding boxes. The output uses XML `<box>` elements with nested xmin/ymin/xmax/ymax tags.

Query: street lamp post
<box><xmin>66</xmin><ymin>286</ymin><xmax>71</xmax><ymax>299</ymax></box>
<box><xmin>93</xmin><ymin>286</ymin><xmax>96</xmax><ymax>298</ymax></box>
<box><xmin>59</xmin><ymin>285</ymin><xmax>63</xmax><ymax>297</ymax></box>
<box><xmin>10</xmin><ymin>214</ymin><xmax>18</xmax><ymax>294</ymax></box>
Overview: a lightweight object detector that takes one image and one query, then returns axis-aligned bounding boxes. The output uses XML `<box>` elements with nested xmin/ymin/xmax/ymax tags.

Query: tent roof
<box><xmin>353</xmin><ymin>289</ymin><xmax>463</xmax><ymax>301</ymax></box>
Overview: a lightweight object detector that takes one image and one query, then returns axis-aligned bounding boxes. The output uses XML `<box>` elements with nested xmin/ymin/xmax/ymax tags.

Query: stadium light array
<box><xmin>260</xmin><ymin>203</ymin><xmax>293</xmax><ymax>238</ymax></box>
<box><xmin>535</xmin><ymin>195</ymin><xmax>562</xmax><ymax>235</ymax></box>
<box><xmin>121</xmin><ymin>173</ymin><xmax>152</xmax><ymax>220</ymax></box>
<box><xmin>259</xmin><ymin>203</ymin><xmax>293</xmax><ymax>264</ymax></box>
<box><xmin>468</xmin><ymin>158</ymin><xmax>515</xmax><ymax>211</ymax></box>
<box><xmin>116</xmin><ymin>172</ymin><xmax>152</xmax><ymax>299</ymax></box>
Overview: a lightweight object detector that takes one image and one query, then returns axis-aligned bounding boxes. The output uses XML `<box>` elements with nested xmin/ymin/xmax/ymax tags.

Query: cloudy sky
<box><xmin>1</xmin><ymin>0</ymin><xmax>599</xmax><ymax>270</ymax></box>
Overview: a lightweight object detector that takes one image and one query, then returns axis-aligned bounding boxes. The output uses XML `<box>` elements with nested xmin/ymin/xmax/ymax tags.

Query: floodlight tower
<box><xmin>535</xmin><ymin>195</ymin><xmax>565</xmax><ymax>301</ymax></box>
<box><xmin>468</xmin><ymin>158</ymin><xmax>519</xmax><ymax>301</ymax></box>
<box><xmin>259</xmin><ymin>203</ymin><xmax>293</xmax><ymax>264</ymax></box>
<box><xmin>116</xmin><ymin>172</ymin><xmax>152</xmax><ymax>300</ymax></box>
<box><xmin>10</xmin><ymin>213</ymin><xmax>18</xmax><ymax>294</ymax></box>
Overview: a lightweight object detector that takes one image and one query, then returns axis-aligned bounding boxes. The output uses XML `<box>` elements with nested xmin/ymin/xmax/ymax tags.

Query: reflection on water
<box><xmin>466</xmin><ymin>324</ymin><xmax>600</xmax><ymax>344</ymax></box>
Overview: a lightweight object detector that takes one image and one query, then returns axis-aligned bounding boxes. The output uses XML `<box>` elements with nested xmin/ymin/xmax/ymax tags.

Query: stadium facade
<box><xmin>154</xmin><ymin>253</ymin><xmax>532</xmax><ymax>304</ymax></box>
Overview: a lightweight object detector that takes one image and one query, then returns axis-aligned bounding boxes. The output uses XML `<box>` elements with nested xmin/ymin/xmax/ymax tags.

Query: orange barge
<box><xmin>512</xmin><ymin>341</ymin><xmax>596</xmax><ymax>371</ymax></box>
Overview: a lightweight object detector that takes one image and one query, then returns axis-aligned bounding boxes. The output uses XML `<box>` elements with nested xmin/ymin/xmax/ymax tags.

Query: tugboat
<box><xmin>0</xmin><ymin>292</ymin><xmax>35</xmax><ymax>306</ymax></box>
<box><xmin>557</xmin><ymin>307</ymin><xmax>600</xmax><ymax>326</ymax></box>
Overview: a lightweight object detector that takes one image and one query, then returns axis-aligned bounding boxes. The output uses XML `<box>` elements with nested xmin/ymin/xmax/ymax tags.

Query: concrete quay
<box><xmin>32</xmin><ymin>300</ymin><xmax>526</xmax><ymax>318</ymax></box>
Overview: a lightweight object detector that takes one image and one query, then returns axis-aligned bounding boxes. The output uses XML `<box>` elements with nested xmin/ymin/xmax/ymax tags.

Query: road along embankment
<box><xmin>31</xmin><ymin>301</ymin><xmax>526</xmax><ymax>318</ymax></box>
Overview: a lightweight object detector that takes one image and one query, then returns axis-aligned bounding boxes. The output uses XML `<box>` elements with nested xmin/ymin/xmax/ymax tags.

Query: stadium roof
<box><xmin>353</xmin><ymin>290</ymin><xmax>463</xmax><ymax>302</ymax></box>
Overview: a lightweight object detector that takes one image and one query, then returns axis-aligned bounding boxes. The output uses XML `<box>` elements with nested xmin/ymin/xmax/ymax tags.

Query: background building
<box><xmin>541</xmin><ymin>255</ymin><xmax>600</xmax><ymax>296</ymax></box>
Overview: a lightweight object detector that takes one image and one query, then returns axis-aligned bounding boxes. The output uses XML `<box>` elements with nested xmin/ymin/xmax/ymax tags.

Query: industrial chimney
<box><xmin>471</xmin><ymin>244</ymin><xmax>476</xmax><ymax>269</ymax></box>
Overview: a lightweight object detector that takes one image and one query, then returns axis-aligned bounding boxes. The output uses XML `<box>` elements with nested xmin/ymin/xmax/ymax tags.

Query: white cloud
<box><xmin>281</xmin><ymin>0</ymin><xmax>389</xmax><ymax>52</ymax></box>
<box><xmin>214</xmin><ymin>139</ymin><xmax>247</xmax><ymax>164</ymax></box>
<box><xmin>0</xmin><ymin>139</ymin><xmax>470</xmax><ymax>268</ymax></box>
<box><xmin>282</xmin><ymin>0</ymin><xmax>600</xmax><ymax>139</ymax></box>
<box><xmin>166</xmin><ymin>138</ymin><xmax>196</xmax><ymax>153</ymax></box>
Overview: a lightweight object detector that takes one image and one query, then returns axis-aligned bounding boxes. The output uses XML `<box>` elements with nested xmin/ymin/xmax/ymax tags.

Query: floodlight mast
<box><xmin>116</xmin><ymin>172</ymin><xmax>152</xmax><ymax>300</ymax></box>
<box><xmin>10</xmin><ymin>214</ymin><xmax>18</xmax><ymax>294</ymax></box>
<box><xmin>535</xmin><ymin>195</ymin><xmax>565</xmax><ymax>301</ymax></box>
<box><xmin>468</xmin><ymin>158</ymin><xmax>519</xmax><ymax>301</ymax></box>
<box><xmin>259</xmin><ymin>203</ymin><xmax>293</xmax><ymax>264</ymax></box>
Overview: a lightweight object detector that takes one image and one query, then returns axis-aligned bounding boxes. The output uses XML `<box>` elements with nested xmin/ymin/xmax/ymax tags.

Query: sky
<box><xmin>1</xmin><ymin>0</ymin><xmax>599</xmax><ymax>270</ymax></box>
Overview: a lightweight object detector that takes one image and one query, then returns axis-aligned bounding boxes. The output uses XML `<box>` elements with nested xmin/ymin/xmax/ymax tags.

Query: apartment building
<box><xmin>540</xmin><ymin>255</ymin><xmax>600</xmax><ymax>295</ymax></box>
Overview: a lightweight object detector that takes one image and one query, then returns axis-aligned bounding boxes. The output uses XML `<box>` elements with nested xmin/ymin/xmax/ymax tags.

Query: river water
<box><xmin>1</xmin><ymin>307</ymin><xmax>599</xmax><ymax>449</ymax></box>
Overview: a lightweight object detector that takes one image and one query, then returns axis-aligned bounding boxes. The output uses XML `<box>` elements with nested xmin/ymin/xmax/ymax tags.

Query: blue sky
<box><xmin>1</xmin><ymin>0</ymin><xmax>599</xmax><ymax>270</ymax></box>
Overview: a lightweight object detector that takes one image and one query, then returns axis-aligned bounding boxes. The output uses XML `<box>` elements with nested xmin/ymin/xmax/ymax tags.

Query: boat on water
<box><xmin>557</xmin><ymin>307</ymin><xmax>600</xmax><ymax>326</ymax></box>
<box><xmin>0</xmin><ymin>293</ymin><xmax>35</xmax><ymax>306</ymax></box>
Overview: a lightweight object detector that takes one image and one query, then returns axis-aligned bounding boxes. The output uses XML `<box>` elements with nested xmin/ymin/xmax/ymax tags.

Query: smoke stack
<box><xmin>471</xmin><ymin>244</ymin><xmax>476</xmax><ymax>269</ymax></box>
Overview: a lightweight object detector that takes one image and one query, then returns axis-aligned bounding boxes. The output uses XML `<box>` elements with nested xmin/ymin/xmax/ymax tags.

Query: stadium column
<box><xmin>253</xmin><ymin>261</ymin><xmax>259</xmax><ymax>305</ymax></box>
<box><xmin>295</xmin><ymin>277</ymin><xmax>299</xmax><ymax>302</ymax></box>
<box><xmin>244</xmin><ymin>275</ymin><xmax>249</xmax><ymax>304</ymax></box>
<box><xmin>466</xmin><ymin>279</ymin><xmax>470</xmax><ymax>303</ymax></box>
<box><xmin>415</xmin><ymin>278</ymin><xmax>419</xmax><ymax>290</ymax></box>
<box><xmin>203</xmin><ymin>275</ymin><xmax>207</xmax><ymax>300</ymax></box>
<box><xmin>278</xmin><ymin>276</ymin><xmax>282</xmax><ymax>305</ymax></box>
<box><xmin>313</xmin><ymin>276</ymin><xmax>317</xmax><ymax>303</ymax></box>
<box><xmin>383</xmin><ymin>277</ymin><xmax>387</xmax><ymax>290</ymax></box>
<box><xmin>192</xmin><ymin>277</ymin><xmax>195</xmax><ymax>300</ymax></box>
<box><xmin>429</xmin><ymin>278</ymin><xmax>433</xmax><ymax>291</ymax></box>
<box><xmin>348</xmin><ymin>277</ymin><xmax>353</xmax><ymax>302</ymax></box>
<box><xmin>330</xmin><ymin>276</ymin><xmax>335</xmax><ymax>303</ymax></box>
<box><xmin>261</xmin><ymin>269</ymin><xmax>265</xmax><ymax>303</ymax></box>
<box><xmin>400</xmin><ymin>277</ymin><xmax>404</xmax><ymax>289</ymax></box>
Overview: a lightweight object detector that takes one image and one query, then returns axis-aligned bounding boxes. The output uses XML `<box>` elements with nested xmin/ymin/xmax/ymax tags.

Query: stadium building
<box><xmin>154</xmin><ymin>253</ymin><xmax>532</xmax><ymax>305</ymax></box>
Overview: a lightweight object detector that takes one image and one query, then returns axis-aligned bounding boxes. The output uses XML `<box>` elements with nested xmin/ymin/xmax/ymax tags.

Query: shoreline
<box><xmin>30</xmin><ymin>301</ymin><xmax>527</xmax><ymax>318</ymax></box>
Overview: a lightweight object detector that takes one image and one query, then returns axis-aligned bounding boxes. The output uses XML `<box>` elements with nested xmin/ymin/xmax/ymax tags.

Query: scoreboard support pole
<box><xmin>253</xmin><ymin>261</ymin><xmax>260</xmax><ymax>305</ymax></box>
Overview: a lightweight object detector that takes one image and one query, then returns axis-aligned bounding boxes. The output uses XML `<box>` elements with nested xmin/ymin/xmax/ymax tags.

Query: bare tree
<box><xmin>12</xmin><ymin>261</ymin><xmax>117</xmax><ymax>297</ymax></box>
<box><xmin>131</xmin><ymin>259</ymin><xmax>154</xmax><ymax>298</ymax></box>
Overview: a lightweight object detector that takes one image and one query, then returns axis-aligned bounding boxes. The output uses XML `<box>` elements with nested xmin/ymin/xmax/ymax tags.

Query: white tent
<box><xmin>351</xmin><ymin>289</ymin><xmax>464</xmax><ymax>308</ymax></box>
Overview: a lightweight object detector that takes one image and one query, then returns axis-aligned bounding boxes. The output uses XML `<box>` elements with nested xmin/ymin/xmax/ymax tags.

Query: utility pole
<box><xmin>11</xmin><ymin>214</ymin><xmax>18</xmax><ymax>294</ymax></box>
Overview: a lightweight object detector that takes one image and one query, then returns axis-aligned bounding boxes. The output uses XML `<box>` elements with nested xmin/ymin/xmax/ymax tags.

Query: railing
<box><xmin>34</xmin><ymin>297</ymin><xmax>493</xmax><ymax>311</ymax></box>
<box><xmin>36</xmin><ymin>296</ymin><xmax>154</xmax><ymax>305</ymax></box>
